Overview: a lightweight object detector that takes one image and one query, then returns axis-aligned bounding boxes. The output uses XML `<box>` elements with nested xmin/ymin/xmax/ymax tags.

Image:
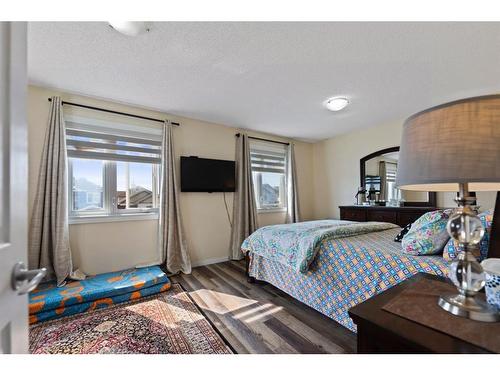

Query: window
<box><xmin>70</xmin><ymin>158</ymin><xmax>104</xmax><ymax>213</ymax></box>
<box><xmin>384</xmin><ymin>162</ymin><xmax>398</xmax><ymax>201</ymax></box>
<box><xmin>66</xmin><ymin>117</ymin><xmax>162</xmax><ymax>222</ymax></box>
<box><xmin>250</xmin><ymin>141</ymin><xmax>287</xmax><ymax>211</ymax></box>
<box><xmin>116</xmin><ymin>161</ymin><xmax>159</xmax><ymax>210</ymax></box>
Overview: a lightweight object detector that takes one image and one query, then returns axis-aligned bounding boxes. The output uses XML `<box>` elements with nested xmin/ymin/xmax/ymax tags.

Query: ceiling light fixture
<box><xmin>108</xmin><ymin>21</ymin><xmax>150</xmax><ymax>36</ymax></box>
<box><xmin>325</xmin><ymin>97</ymin><xmax>349</xmax><ymax>112</ymax></box>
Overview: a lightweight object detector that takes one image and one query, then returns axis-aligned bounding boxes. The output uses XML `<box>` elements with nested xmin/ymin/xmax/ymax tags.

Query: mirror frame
<box><xmin>360</xmin><ymin>146</ymin><xmax>437</xmax><ymax>207</ymax></box>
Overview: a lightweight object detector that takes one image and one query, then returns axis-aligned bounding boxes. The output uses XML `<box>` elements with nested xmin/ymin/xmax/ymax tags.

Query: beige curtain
<box><xmin>29</xmin><ymin>96</ymin><xmax>72</xmax><ymax>286</ymax></box>
<box><xmin>159</xmin><ymin>122</ymin><xmax>191</xmax><ymax>274</ymax></box>
<box><xmin>285</xmin><ymin>143</ymin><xmax>301</xmax><ymax>223</ymax></box>
<box><xmin>229</xmin><ymin>134</ymin><xmax>258</xmax><ymax>260</ymax></box>
<box><xmin>379</xmin><ymin>161</ymin><xmax>387</xmax><ymax>201</ymax></box>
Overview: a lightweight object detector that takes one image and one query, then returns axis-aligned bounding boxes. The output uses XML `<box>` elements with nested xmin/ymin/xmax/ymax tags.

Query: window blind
<box><xmin>65</xmin><ymin>119</ymin><xmax>162</xmax><ymax>164</ymax></box>
<box><xmin>250</xmin><ymin>141</ymin><xmax>287</xmax><ymax>174</ymax></box>
<box><xmin>386</xmin><ymin>162</ymin><xmax>398</xmax><ymax>182</ymax></box>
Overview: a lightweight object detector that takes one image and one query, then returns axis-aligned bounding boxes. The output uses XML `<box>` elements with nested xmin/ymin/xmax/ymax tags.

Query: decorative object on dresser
<box><xmin>349</xmin><ymin>273</ymin><xmax>499</xmax><ymax>353</ymax></box>
<box><xmin>360</xmin><ymin>146</ymin><xmax>437</xmax><ymax>207</ymax></box>
<box><xmin>396</xmin><ymin>95</ymin><xmax>500</xmax><ymax>322</ymax></box>
<box><xmin>339</xmin><ymin>205</ymin><xmax>437</xmax><ymax>228</ymax></box>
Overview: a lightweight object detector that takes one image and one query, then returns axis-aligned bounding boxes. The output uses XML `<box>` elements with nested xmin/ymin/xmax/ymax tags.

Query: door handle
<box><xmin>11</xmin><ymin>262</ymin><xmax>47</xmax><ymax>295</ymax></box>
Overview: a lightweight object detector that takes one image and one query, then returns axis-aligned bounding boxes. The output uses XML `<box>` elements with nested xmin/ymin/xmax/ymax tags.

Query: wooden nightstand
<box><xmin>348</xmin><ymin>273</ymin><xmax>497</xmax><ymax>354</ymax></box>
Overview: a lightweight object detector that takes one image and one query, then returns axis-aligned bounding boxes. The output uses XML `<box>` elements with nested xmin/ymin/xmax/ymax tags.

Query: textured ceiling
<box><xmin>28</xmin><ymin>22</ymin><xmax>500</xmax><ymax>141</ymax></box>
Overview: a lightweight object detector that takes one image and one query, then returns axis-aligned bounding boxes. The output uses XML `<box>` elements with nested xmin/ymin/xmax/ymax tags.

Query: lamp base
<box><xmin>438</xmin><ymin>294</ymin><xmax>500</xmax><ymax>322</ymax></box>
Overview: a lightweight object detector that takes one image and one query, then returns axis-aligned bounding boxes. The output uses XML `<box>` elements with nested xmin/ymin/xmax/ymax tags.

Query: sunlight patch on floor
<box><xmin>233</xmin><ymin>303</ymin><xmax>273</xmax><ymax>319</ymax></box>
<box><xmin>189</xmin><ymin>289</ymin><xmax>258</xmax><ymax>315</ymax></box>
<box><xmin>126</xmin><ymin>298</ymin><xmax>205</xmax><ymax>327</ymax></box>
<box><xmin>161</xmin><ymin>299</ymin><xmax>205</xmax><ymax>324</ymax></box>
<box><xmin>244</xmin><ymin>306</ymin><xmax>283</xmax><ymax>323</ymax></box>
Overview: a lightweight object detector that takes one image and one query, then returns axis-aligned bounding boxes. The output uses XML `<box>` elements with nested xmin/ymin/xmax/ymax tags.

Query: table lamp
<box><xmin>396</xmin><ymin>95</ymin><xmax>500</xmax><ymax>322</ymax></box>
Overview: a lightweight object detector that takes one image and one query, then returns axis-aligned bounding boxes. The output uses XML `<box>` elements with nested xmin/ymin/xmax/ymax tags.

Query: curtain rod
<box><xmin>47</xmin><ymin>98</ymin><xmax>180</xmax><ymax>126</ymax></box>
<box><xmin>235</xmin><ymin>133</ymin><xmax>289</xmax><ymax>146</ymax></box>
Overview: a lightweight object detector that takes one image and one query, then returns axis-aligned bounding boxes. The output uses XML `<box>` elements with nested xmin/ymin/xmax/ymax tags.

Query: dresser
<box><xmin>339</xmin><ymin>205</ymin><xmax>437</xmax><ymax>227</ymax></box>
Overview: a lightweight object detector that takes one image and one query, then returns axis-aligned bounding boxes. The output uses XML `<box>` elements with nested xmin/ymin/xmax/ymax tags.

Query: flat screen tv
<box><xmin>181</xmin><ymin>156</ymin><xmax>236</xmax><ymax>192</ymax></box>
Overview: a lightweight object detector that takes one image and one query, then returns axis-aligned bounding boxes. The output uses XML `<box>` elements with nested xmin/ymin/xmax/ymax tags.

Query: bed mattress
<box><xmin>29</xmin><ymin>266</ymin><xmax>171</xmax><ymax>324</ymax></box>
<box><xmin>248</xmin><ymin>227</ymin><xmax>449</xmax><ymax>332</ymax></box>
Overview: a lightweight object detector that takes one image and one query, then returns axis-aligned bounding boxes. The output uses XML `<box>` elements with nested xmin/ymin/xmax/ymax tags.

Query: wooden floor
<box><xmin>171</xmin><ymin>260</ymin><xmax>357</xmax><ymax>354</ymax></box>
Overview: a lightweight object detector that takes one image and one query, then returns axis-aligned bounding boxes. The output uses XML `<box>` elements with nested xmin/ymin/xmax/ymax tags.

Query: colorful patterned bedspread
<box><xmin>29</xmin><ymin>266</ymin><xmax>171</xmax><ymax>324</ymax></box>
<box><xmin>247</xmin><ymin>228</ymin><xmax>449</xmax><ymax>332</ymax></box>
<box><xmin>242</xmin><ymin>220</ymin><xmax>399</xmax><ymax>273</ymax></box>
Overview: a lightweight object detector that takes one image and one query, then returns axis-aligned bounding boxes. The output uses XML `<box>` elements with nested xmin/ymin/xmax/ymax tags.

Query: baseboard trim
<box><xmin>191</xmin><ymin>256</ymin><xmax>230</xmax><ymax>268</ymax></box>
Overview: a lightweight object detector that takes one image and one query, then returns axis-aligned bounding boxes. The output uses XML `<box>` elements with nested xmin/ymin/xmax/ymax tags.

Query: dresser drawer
<box><xmin>339</xmin><ymin>206</ymin><xmax>437</xmax><ymax>228</ymax></box>
<box><xmin>340</xmin><ymin>208</ymin><xmax>367</xmax><ymax>222</ymax></box>
<box><xmin>397</xmin><ymin>211</ymin><xmax>425</xmax><ymax>227</ymax></box>
<box><xmin>367</xmin><ymin>210</ymin><xmax>398</xmax><ymax>224</ymax></box>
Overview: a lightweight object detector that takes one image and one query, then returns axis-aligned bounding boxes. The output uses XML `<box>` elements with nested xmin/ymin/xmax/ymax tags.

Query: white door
<box><xmin>0</xmin><ymin>22</ymin><xmax>45</xmax><ymax>354</ymax></box>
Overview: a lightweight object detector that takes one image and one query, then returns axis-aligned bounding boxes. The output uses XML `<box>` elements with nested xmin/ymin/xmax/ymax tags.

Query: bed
<box><xmin>242</xmin><ymin>220</ymin><xmax>449</xmax><ymax>332</ymax></box>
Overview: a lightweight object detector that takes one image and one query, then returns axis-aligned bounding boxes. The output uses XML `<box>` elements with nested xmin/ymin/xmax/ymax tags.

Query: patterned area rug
<box><xmin>29</xmin><ymin>284</ymin><xmax>233</xmax><ymax>354</ymax></box>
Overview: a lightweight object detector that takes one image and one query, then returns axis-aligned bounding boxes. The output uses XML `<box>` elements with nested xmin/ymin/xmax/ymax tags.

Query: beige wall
<box><xmin>312</xmin><ymin>120</ymin><xmax>497</xmax><ymax>219</ymax></box>
<box><xmin>29</xmin><ymin>85</ymin><xmax>495</xmax><ymax>275</ymax></box>
<box><xmin>28</xmin><ymin>85</ymin><xmax>314</xmax><ymax>275</ymax></box>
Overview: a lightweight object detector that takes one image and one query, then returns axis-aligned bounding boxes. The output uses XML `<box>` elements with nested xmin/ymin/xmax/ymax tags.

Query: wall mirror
<box><xmin>360</xmin><ymin>146</ymin><xmax>436</xmax><ymax>207</ymax></box>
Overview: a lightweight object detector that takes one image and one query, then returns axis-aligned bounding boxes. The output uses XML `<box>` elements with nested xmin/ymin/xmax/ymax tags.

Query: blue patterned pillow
<box><xmin>401</xmin><ymin>210</ymin><xmax>453</xmax><ymax>256</ymax></box>
<box><xmin>443</xmin><ymin>209</ymin><xmax>494</xmax><ymax>262</ymax></box>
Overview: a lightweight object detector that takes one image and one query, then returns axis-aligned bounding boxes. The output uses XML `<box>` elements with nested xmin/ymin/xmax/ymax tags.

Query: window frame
<box><xmin>68</xmin><ymin>158</ymin><xmax>160</xmax><ymax>224</ymax></box>
<box><xmin>66</xmin><ymin>115</ymin><xmax>162</xmax><ymax>224</ymax></box>
<box><xmin>68</xmin><ymin>158</ymin><xmax>107</xmax><ymax>218</ymax></box>
<box><xmin>111</xmin><ymin>160</ymin><xmax>160</xmax><ymax>215</ymax></box>
<box><xmin>249</xmin><ymin>141</ymin><xmax>288</xmax><ymax>213</ymax></box>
